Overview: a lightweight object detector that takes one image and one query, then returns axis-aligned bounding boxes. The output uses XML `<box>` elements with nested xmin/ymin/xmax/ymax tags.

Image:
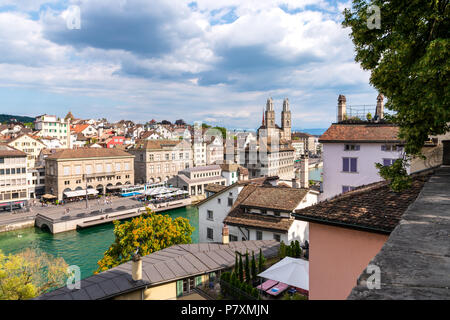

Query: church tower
<box><xmin>281</xmin><ymin>98</ymin><xmax>291</xmax><ymax>141</ymax></box>
<box><xmin>265</xmin><ymin>98</ymin><xmax>275</xmax><ymax>128</ymax></box>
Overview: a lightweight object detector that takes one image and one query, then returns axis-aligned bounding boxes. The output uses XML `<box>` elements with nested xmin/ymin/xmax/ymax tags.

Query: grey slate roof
<box><xmin>35</xmin><ymin>240</ymin><xmax>279</xmax><ymax>300</ymax></box>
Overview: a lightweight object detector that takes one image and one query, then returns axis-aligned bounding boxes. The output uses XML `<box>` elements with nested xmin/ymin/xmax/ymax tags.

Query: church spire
<box><xmin>262</xmin><ymin>108</ymin><xmax>265</xmax><ymax>126</ymax></box>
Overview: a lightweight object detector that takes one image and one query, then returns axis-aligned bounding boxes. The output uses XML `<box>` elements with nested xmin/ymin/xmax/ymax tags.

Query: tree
<box><xmin>258</xmin><ymin>248</ymin><xmax>266</xmax><ymax>272</ymax></box>
<box><xmin>96</xmin><ymin>209</ymin><xmax>194</xmax><ymax>272</ymax></box>
<box><xmin>286</xmin><ymin>245</ymin><xmax>291</xmax><ymax>257</ymax></box>
<box><xmin>175</xmin><ymin>119</ymin><xmax>186</xmax><ymax>126</ymax></box>
<box><xmin>290</xmin><ymin>241</ymin><xmax>296</xmax><ymax>258</ymax></box>
<box><xmin>279</xmin><ymin>241</ymin><xmax>286</xmax><ymax>259</ymax></box>
<box><xmin>238</xmin><ymin>255</ymin><xmax>244</xmax><ymax>282</ymax></box>
<box><xmin>375</xmin><ymin>158</ymin><xmax>412</xmax><ymax>192</ymax></box>
<box><xmin>294</xmin><ymin>240</ymin><xmax>302</xmax><ymax>258</ymax></box>
<box><xmin>244</xmin><ymin>251</ymin><xmax>251</xmax><ymax>283</ymax></box>
<box><xmin>251</xmin><ymin>251</ymin><xmax>257</xmax><ymax>282</ymax></box>
<box><xmin>234</xmin><ymin>253</ymin><xmax>239</xmax><ymax>274</ymax></box>
<box><xmin>343</xmin><ymin>1</ymin><xmax>450</xmax><ymax>157</ymax></box>
<box><xmin>0</xmin><ymin>249</ymin><xmax>68</xmax><ymax>300</ymax></box>
<box><xmin>212</xmin><ymin>126</ymin><xmax>227</xmax><ymax>139</ymax></box>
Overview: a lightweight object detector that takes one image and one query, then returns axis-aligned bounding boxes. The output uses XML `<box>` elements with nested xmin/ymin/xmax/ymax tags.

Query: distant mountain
<box><xmin>293</xmin><ymin>128</ymin><xmax>327</xmax><ymax>136</ymax></box>
<box><xmin>0</xmin><ymin>114</ymin><xmax>35</xmax><ymax>124</ymax></box>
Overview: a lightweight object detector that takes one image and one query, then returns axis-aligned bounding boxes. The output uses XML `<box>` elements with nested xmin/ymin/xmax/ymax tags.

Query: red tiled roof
<box><xmin>319</xmin><ymin>123</ymin><xmax>402</xmax><ymax>143</ymax></box>
<box><xmin>293</xmin><ymin>174</ymin><xmax>431</xmax><ymax>233</ymax></box>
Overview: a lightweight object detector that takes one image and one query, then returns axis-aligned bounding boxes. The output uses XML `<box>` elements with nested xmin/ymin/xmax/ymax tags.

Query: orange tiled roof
<box><xmin>319</xmin><ymin>123</ymin><xmax>402</xmax><ymax>143</ymax></box>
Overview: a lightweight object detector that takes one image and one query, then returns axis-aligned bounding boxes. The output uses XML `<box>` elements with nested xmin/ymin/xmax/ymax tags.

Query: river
<box><xmin>0</xmin><ymin>206</ymin><xmax>198</xmax><ymax>279</ymax></box>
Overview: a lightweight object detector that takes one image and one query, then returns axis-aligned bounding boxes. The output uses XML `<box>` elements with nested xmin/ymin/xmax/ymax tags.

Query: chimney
<box><xmin>292</xmin><ymin>177</ymin><xmax>300</xmax><ymax>189</ymax></box>
<box><xmin>222</xmin><ymin>224</ymin><xmax>229</xmax><ymax>244</ymax></box>
<box><xmin>337</xmin><ymin>95</ymin><xmax>346</xmax><ymax>122</ymax></box>
<box><xmin>376</xmin><ymin>93</ymin><xmax>384</xmax><ymax>120</ymax></box>
<box><xmin>131</xmin><ymin>252</ymin><xmax>142</xmax><ymax>281</ymax></box>
<box><xmin>300</xmin><ymin>154</ymin><xmax>309</xmax><ymax>188</ymax></box>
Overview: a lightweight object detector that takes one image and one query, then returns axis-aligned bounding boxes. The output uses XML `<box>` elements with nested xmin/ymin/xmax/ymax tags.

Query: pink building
<box><xmin>106</xmin><ymin>136</ymin><xmax>125</xmax><ymax>148</ymax></box>
<box><xmin>293</xmin><ymin>173</ymin><xmax>430</xmax><ymax>300</ymax></box>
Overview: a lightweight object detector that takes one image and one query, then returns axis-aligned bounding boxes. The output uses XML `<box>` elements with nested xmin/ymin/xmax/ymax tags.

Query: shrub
<box><xmin>279</xmin><ymin>241</ymin><xmax>286</xmax><ymax>258</ymax></box>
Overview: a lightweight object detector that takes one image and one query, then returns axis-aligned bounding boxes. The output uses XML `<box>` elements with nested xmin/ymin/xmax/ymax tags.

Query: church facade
<box><xmin>243</xmin><ymin>98</ymin><xmax>295</xmax><ymax>180</ymax></box>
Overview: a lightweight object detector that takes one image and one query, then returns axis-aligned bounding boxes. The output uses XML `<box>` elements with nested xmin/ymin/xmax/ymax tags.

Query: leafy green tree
<box><xmin>234</xmin><ymin>253</ymin><xmax>239</xmax><ymax>274</ymax></box>
<box><xmin>375</xmin><ymin>158</ymin><xmax>412</xmax><ymax>192</ymax></box>
<box><xmin>0</xmin><ymin>249</ymin><xmax>68</xmax><ymax>300</ymax></box>
<box><xmin>212</xmin><ymin>126</ymin><xmax>227</xmax><ymax>139</ymax></box>
<box><xmin>96</xmin><ymin>209</ymin><xmax>194</xmax><ymax>272</ymax></box>
<box><xmin>343</xmin><ymin>0</ymin><xmax>450</xmax><ymax>157</ymax></box>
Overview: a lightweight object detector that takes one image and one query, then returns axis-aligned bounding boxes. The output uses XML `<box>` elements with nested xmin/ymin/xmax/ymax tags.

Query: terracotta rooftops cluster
<box><xmin>46</xmin><ymin>147</ymin><xmax>133</xmax><ymax>160</ymax></box>
<box><xmin>132</xmin><ymin>139</ymin><xmax>189</xmax><ymax>150</ymax></box>
<box><xmin>293</xmin><ymin>173</ymin><xmax>432</xmax><ymax>234</ymax></box>
<box><xmin>319</xmin><ymin>123</ymin><xmax>402</xmax><ymax>143</ymax></box>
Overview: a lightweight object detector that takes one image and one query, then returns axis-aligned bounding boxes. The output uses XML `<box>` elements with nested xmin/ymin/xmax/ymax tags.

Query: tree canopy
<box><xmin>0</xmin><ymin>249</ymin><xmax>68</xmax><ymax>300</ymax></box>
<box><xmin>96</xmin><ymin>209</ymin><xmax>194</xmax><ymax>272</ymax></box>
<box><xmin>343</xmin><ymin>0</ymin><xmax>449</xmax><ymax>156</ymax></box>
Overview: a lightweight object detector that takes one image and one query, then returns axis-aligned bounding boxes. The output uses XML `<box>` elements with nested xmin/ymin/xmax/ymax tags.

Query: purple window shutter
<box><xmin>350</xmin><ymin>158</ymin><xmax>357</xmax><ymax>172</ymax></box>
<box><xmin>383</xmin><ymin>159</ymin><xmax>391</xmax><ymax>166</ymax></box>
<box><xmin>343</xmin><ymin>158</ymin><xmax>349</xmax><ymax>172</ymax></box>
<box><xmin>342</xmin><ymin>186</ymin><xmax>349</xmax><ymax>193</ymax></box>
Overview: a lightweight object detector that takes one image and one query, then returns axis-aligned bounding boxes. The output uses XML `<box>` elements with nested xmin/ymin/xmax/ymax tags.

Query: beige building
<box><xmin>7</xmin><ymin>134</ymin><xmax>46</xmax><ymax>169</ymax></box>
<box><xmin>35</xmin><ymin>114</ymin><xmax>71</xmax><ymax>148</ymax></box>
<box><xmin>45</xmin><ymin>148</ymin><xmax>135</xmax><ymax>200</ymax></box>
<box><xmin>129</xmin><ymin>140</ymin><xmax>193</xmax><ymax>184</ymax></box>
<box><xmin>0</xmin><ymin>144</ymin><xmax>28</xmax><ymax>210</ymax></box>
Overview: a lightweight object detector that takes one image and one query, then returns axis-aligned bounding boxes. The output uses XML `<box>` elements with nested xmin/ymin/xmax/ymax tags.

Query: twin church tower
<box><xmin>259</xmin><ymin>97</ymin><xmax>292</xmax><ymax>142</ymax></box>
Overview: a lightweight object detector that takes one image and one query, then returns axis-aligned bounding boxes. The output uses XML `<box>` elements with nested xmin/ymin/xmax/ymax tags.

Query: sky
<box><xmin>0</xmin><ymin>0</ymin><xmax>379</xmax><ymax>130</ymax></box>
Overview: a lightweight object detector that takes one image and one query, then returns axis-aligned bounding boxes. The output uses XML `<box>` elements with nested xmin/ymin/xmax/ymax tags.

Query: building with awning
<box><xmin>63</xmin><ymin>188</ymin><xmax>99</xmax><ymax>198</ymax></box>
<box><xmin>45</xmin><ymin>147</ymin><xmax>135</xmax><ymax>200</ymax></box>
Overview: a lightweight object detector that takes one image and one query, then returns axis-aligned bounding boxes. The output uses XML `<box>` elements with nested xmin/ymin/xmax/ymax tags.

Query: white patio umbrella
<box><xmin>257</xmin><ymin>257</ymin><xmax>309</xmax><ymax>291</ymax></box>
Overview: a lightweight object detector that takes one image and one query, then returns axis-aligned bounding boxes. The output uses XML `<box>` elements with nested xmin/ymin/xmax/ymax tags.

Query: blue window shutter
<box><xmin>350</xmin><ymin>158</ymin><xmax>357</xmax><ymax>172</ymax></box>
<box><xmin>343</xmin><ymin>158</ymin><xmax>349</xmax><ymax>172</ymax></box>
<box><xmin>342</xmin><ymin>186</ymin><xmax>349</xmax><ymax>193</ymax></box>
<box><xmin>383</xmin><ymin>159</ymin><xmax>391</xmax><ymax>166</ymax></box>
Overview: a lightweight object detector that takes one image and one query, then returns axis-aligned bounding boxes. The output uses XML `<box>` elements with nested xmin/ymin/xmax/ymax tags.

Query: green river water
<box><xmin>0</xmin><ymin>206</ymin><xmax>198</xmax><ymax>279</ymax></box>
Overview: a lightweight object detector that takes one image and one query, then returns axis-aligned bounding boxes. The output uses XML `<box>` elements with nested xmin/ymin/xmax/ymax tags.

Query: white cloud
<box><xmin>0</xmin><ymin>0</ymin><xmax>58</xmax><ymax>11</ymax></box>
<box><xmin>0</xmin><ymin>0</ymin><xmax>377</xmax><ymax>129</ymax></box>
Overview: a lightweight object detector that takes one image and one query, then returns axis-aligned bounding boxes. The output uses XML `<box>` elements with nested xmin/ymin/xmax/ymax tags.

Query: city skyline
<box><xmin>0</xmin><ymin>0</ymin><xmax>378</xmax><ymax>129</ymax></box>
